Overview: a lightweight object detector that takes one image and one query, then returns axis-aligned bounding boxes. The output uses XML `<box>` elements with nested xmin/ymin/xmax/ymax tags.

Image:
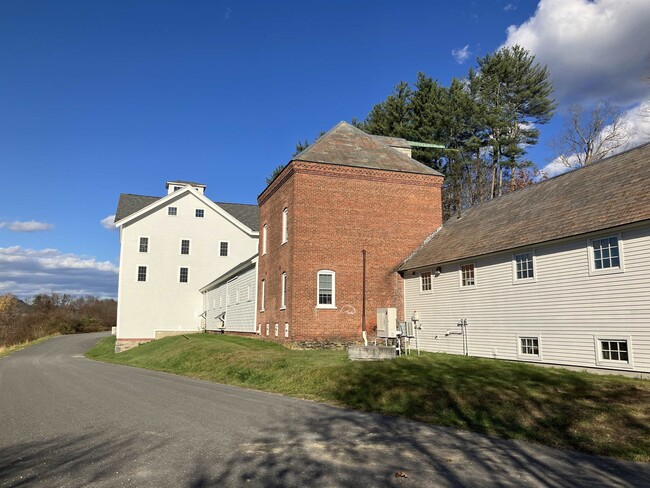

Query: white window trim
<box><xmin>420</xmin><ymin>270</ymin><xmax>433</xmax><ymax>293</ymax></box>
<box><xmin>281</xmin><ymin>207</ymin><xmax>288</xmax><ymax>244</ymax></box>
<box><xmin>262</xmin><ymin>224</ymin><xmax>267</xmax><ymax>255</ymax></box>
<box><xmin>459</xmin><ymin>262</ymin><xmax>477</xmax><ymax>289</ymax></box>
<box><xmin>260</xmin><ymin>279</ymin><xmax>265</xmax><ymax>312</ymax></box>
<box><xmin>138</xmin><ymin>236</ymin><xmax>150</xmax><ymax>253</ymax></box>
<box><xmin>316</xmin><ymin>270</ymin><xmax>337</xmax><ymax>309</ymax></box>
<box><xmin>179</xmin><ymin>266</ymin><xmax>189</xmax><ymax>284</ymax></box>
<box><xmin>512</xmin><ymin>250</ymin><xmax>537</xmax><ymax>284</ymax></box>
<box><xmin>280</xmin><ymin>272</ymin><xmax>287</xmax><ymax>310</ymax></box>
<box><xmin>136</xmin><ymin>265</ymin><xmax>148</xmax><ymax>282</ymax></box>
<box><xmin>167</xmin><ymin>206</ymin><xmax>178</xmax><ymax>216</ymax></box>
<box><xmin>179</xmin><ymin>238</ymin><xmax>191</xmax><ymax>256</ymax></box>
<box><xmin>516</xmin><ymin>334</ymin><xmax>542</xmax><ymax>361</ymax></box>
<box><xmin>219</xmin><ymin>240</ymin><xmax>230</xmax><ymax>257</ymax></box>
<box><xmin>587</xmin><ymin>234</ymin><xmax>625</xmax><ymax>276</ymax></box>
<box><xmin>195</xmin><ymin>208</ymin><xmax>205</xmax><ymax>218</ymax></box>
<box><xmin>593</xmin><ymin>335</ymin><xmax>634</xmax><ymax>369</ymax></box>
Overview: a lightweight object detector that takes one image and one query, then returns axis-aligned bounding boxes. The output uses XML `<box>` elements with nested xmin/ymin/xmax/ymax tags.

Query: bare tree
<box><xmin>553</xmin><ymin>102</ymin><xmax>633</xmax><ymax>168</ymax></box>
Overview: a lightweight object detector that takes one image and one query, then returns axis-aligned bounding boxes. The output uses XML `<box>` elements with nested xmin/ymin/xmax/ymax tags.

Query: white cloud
<box><xmin>504</xmin><ymin>3</ymin><xmax>516</xmax><ymax>12</ymax></box>
<box><xmin>451</xmin><ymin>45</ymin><xmax>471</xmax><ymax>64</ymax></box>
<box><xmin>0</xmin><ymin>246</ymin><xmax>118</xmax><ymax>299</ymax></box>
<box><xmin>542</xmin><ymin>100</ymin><xmax>650</xmax><ymax>177</ymax></box>
<box><xmin>101</xmin><ymin>214</ymin><xmax>117</xmax><ymax>230</ymax></box>
<box><xmin>503</xmin><ymin>0</ymin><xmax>650</xmax><ymax>105</ymax></box>
<box><xmin>0</xmin><ymin>220</ymin><xmax>54</xmax><ymax>232</ymax></box>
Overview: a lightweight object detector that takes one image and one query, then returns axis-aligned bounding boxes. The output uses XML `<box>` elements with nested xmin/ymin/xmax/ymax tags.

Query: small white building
<box><xmin>114</xmin><ymin>180</ymin><xmax>259</xmax><ymax>351</ymax></box>
<box><xmin>400</xmin><ymin>143</ymin><xmax>650</xmax><ymax>375</ymax></box>
<box><xmin>200</xmin><ymin>254</ymin><xmax>258</xmax><ymax>333</ymax></box>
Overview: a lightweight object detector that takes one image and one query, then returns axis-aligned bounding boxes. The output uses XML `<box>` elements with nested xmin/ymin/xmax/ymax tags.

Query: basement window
<box><xmin>600</xmin><ymin>340</ymin><xmax>629</xmax><ymax>362</ymax></box>
<box><xmin>520</xmin><ymin>337</ymin><xmax>539</xmax><ymax>356</ymax></box>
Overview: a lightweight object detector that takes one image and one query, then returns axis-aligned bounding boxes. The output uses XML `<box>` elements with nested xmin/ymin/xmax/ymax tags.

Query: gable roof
<box><xmin>293</xmin><ymin>121</ymin><xmax>442</xmax><ymax>176</ymax></box>
<box><xmin>115</xmin><ymin>193</ymin><xmax>259</xmax><ymax>231</ymax></box>
<box><xmin>400</xmin><ymin>142</ymin><xmax>650</xmax><ymax>271</ymax></box>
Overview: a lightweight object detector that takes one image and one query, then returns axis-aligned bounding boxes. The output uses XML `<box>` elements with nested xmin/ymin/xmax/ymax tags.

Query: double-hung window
<box><xmin>514</xmin><ymin>252</ymin><xmax>534</xmax><ymax>281</ymax></box>
<box><xmin>219</xmin><ymin>241</ymin><xmax>229</xmax><ymax>257</ymax></box>
<box><xmin>180</xmin><ymin>239</ymin><xmax>190</xmax><ymax>255</ymax></box>
<box><xmin>460</xmin><ymin>263</ymin><xmax>475</xmax><ymax>287</ymax></box>
<box><xmin>280</xmin><ymin>272</ymin><xmax>287</xmax><ymax>309</ymax></box>
<box><xmin>262</xmin><ymin>224</ymin><xmax>267</xmax><ymax>255</ymax></box>
<box><xmin>421</xmin><ymin>271</ymin><xmax>432</xmax><ymax>292</ymax></box>
<box><xmin>260</xmin><ymin>279</ymin><xmax>265</xmax><ymax>312</ymax></box>
<box><xmin>139</xmin><ymin>237</ymin><xmax>149</xmax><ymax>253</ymax></box>
<box><xmin>179</xmin><ymin>267</ymin><xmax>189</xmax><ymax>283</ymax></box>
<box><xmin>281</xmin><ymin>208</ymin><xmax>288</xmax><ymax>244</ymax></box>
<box><xmin>137</xmin><ymin>266</ymin><xmax>147</xmax><ymax>282</ymax></box>
<box><xmin>317</xmin><ymin>270</ymin><xmax>336</xmax><ymax>308</ymax></box>
<box><xmin>592</xmin><ymin>236</ymin><xmax>620</xmax><ymax>270</ymax></box>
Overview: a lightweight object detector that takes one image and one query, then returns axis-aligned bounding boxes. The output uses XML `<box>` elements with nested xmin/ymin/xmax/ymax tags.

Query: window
<box><xmin>280</xmin><ymin>272</ymin><xmax>287</xmax><ymax>309</ymax></box>
<box><xmin>520</xmin><ymin>337</ymin><xmax>539</xmax><ymax>356</ymax></box>
<box><xmin>195</xmin><ymin>209</ymin><xmax>204</xmax><ymax>218</ymax></box>
<box><xmin>137</xmin><ymin>266</ymin><xmax>147</xmax><ymax>282</ymax></box>
<box><xmin>180</xmin><ymin>239</ymin><xmax>190</xmax><ymax>255</ymax></box>
<box><xmin>173</xmin><ymin>186</ymin><xmax>183</xmax><ymax>191</ymax></box>
<box><xmin>592</xmin><ymin>236</ymin><xmax>620</xmax><ymax>270</ymax></box>
<box><xmin>260</xmin><ymin>279</ymin><xmax>265</xmax><ymax>311</ymax></box>
<box><xmin>179</xmin><ymin>267</ymin><xmax>189</xmax><ymax>283</ymax></box>
<box><xmin>219</xmin><ymin>241</ymin><xmax>229</xmax><ymax>257</ymax></box>
<box><xmin>282</xmin><ymin>208</ymin><xmax>288</xmax><ymax>244</ymax></box>
<box><xmin>600</xmin><ymin>340</ymin><xmax>629</xmax><ymax>362</ymax></box>
<box><xmin>139</xmin><ymin>237</ymin><xmax>149</xmax><ymax>253</ymax></box>
<box><xmin>168</xmin><ymin>206</ymin><xmax>177</xmax><ymax>216</ymax></box>
<box><xmin>420</xmin><ymin>271</ymin><xmax>432</xmax><ymax>292</ymax></box>
<box><xmin>262</xmin><ymin>224</ymin><xmax>267</xmax><ymax>254</ymax></box>
<box><xmin>317</xmin><ymin>270</ymin><xmax>336</xmax><ymax>308</ymax></box>
<box><xmin>515</xmin><ymin>252</ymin><xmax>534</xmax><ymax>280</ymax></box>
<box><xmin>460</xmin><ymin>263</ymin><xmax>475</xmax><ymax>287</ymax></box>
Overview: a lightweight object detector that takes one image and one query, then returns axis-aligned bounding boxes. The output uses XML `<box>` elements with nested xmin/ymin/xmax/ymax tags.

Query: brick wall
<box><xmin>257</xmin><ymin>161</ymin><xmax>443</xmax><ymax>342</ymax></box>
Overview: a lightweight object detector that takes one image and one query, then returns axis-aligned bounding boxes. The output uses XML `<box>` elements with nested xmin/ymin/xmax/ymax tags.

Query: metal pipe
<box><xmin>361</xmin><ymin>249</ymin><xmax>367</xmax><ymax>346</ymax></box>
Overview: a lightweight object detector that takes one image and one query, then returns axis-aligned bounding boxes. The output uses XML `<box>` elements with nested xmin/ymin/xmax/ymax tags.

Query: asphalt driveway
<box><xmin>1</xmin><ymin>333</ymin><xmax>648</xmax><ymax>487</ymax></box>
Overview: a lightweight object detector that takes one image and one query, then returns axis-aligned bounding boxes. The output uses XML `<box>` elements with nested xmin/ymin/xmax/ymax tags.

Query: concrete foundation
<box><xmin>347</xmin><ymin>345</ymin><xmax>396</xmax><ymax>361</ymax></box>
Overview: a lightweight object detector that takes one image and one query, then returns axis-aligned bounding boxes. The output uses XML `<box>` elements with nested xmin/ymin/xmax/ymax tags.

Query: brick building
<box><xmin>256</xmin><ymin>121</ymin><xmax>443</xmax><ymax>343</ymax></box>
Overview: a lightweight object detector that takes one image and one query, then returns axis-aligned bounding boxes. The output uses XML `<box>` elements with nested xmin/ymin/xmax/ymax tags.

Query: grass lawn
<box><xmin>0</xmin><ymin>335</ymin><xmax>57</xmax><ymax>359</ymax></box>
<box><xmin>87</xmin><ymin>334</ymin><xmax>650</xmax><ymax>462</ymax></box>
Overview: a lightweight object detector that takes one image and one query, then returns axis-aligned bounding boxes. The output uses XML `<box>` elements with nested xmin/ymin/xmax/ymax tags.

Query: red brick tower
<box><xmin>256</xmin><ymin>122</ymin><xmax>443</xmax><ymax>343</ymax></box>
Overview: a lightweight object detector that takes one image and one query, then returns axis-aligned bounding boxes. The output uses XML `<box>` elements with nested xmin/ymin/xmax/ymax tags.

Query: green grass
<box><xmin>87</xmin><ymin>334</ymin><xmax>650</xmax><ymax>462</ymax></box>
<box><xmin>0</xmin><ymin>335</ymin><xmax>57</xmax><ymax>359</ymax></box>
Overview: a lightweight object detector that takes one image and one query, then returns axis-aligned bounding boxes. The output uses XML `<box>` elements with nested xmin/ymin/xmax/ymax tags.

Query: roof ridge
<box><xmin>214</xmin><ymin>201</ymin><xmax>258</xmax><ymax>207</ymax></box>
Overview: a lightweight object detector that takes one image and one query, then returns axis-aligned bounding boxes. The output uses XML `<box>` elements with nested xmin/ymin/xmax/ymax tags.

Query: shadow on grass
<box><xmin>326</xmin><ymin>355</ymin><xmax>650</xmax><ymax>461</ymax></box>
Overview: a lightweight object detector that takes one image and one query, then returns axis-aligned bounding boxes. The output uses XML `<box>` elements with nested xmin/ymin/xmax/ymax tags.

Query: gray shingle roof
<box><xmin>115</xmin><ymin>194</ymin><xmax>259</xmax><ymax>231</ymax></box>
<box><xmin>400</xmin><ymin>142</ymin><xmax>650</xmax><ymax>271</ymax></box>
<box><xmin>214</xmin><ymin>202</ymin><xmax>259</xmax><ymax>231</ymax></box>
<box><xmin>294</xmin><ymin>121</ymin><xmax>442</xmax><ymax>176</ymax></box>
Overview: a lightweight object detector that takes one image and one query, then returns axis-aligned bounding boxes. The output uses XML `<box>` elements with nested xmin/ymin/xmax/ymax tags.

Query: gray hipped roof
<box><xmin>293</xmin><ymin>121</ymin><xmax>442</xmax><ymax>176</ymax></box>
<box><xmin>115</xmin><ymin>194</ymin><xmax>259</xmax><ymax>231</ymax></box>
<box><xmin>400</xmin><ymin>142</ymin><xmax>650</xmax><ymax>271</ymax></box>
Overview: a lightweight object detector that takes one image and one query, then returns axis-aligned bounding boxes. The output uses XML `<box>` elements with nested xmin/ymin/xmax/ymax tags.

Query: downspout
<box><xmin>361</xmin><ymin>250</ymin><xmax>368</xmax><ymax>346</ymax></box>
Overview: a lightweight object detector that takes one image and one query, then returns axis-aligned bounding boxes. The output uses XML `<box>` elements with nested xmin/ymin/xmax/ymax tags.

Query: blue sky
<box><xmin>1</xmin><ymin>0</ymin><xmax>649</xmax><ymax>299</ymax></box>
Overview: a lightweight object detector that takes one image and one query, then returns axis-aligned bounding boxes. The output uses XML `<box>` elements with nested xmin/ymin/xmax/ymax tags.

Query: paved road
<box><xmin>1</xmin><ymin>333</ymin><xmax>648</xmax><ymax>487</ymax></box>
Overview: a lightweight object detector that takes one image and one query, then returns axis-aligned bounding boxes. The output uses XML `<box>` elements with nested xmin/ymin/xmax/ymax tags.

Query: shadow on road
<box><xmin>188</xmin><ymin>406</ymin><xmax>649</xmax><ymax>487</ymax></box>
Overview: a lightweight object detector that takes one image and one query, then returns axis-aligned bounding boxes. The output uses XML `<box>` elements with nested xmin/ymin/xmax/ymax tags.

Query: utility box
<box><xmin>376</xmin><ymin>308</ymin><xmax>397</xmax><ymax>338</ymax></box>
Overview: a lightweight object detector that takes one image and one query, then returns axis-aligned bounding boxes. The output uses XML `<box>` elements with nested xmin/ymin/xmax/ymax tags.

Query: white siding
<box><xmin>204</xmin><ymin>263</ymin><xmax>257</xmax><ymax>332</ymax></box>
<box><xmin>403</xmin><ymin>224</ymin><xmax>650</xmax><ymax>373</ymax></box>
<box><xmin>116</xmin><ymin>191</ymin><xmax>258</xmax><ymax>339</ymax></box>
